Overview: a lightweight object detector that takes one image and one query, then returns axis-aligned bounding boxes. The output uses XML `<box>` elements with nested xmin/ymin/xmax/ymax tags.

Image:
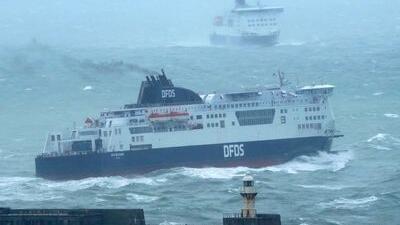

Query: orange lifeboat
<box><xmin>148</xmin><ymin>112</ymin><xmax>189</xmax><ymax>122</ymax></box>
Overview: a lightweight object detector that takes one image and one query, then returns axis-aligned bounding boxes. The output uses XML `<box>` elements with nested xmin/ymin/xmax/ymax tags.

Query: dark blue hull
<box><xmin>210</xmin><ymin>32</ymin><xmax>280</xmax><ymax>46</ymax></box>
<box><xmin>35</xmin><ymin>136</ymin><xmax>332</xmax><ymax>180</ymax></box>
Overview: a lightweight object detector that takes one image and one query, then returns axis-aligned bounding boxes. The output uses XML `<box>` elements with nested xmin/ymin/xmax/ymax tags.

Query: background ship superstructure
<box><xmin>210</xmin><ymin>0</ymin><xmax>284</xmax><ymax>45</ymax></box>
<box><xmin>36</xmin><ymin>72</ymin><xmax>338</xmax><ymax>179</ymax></box>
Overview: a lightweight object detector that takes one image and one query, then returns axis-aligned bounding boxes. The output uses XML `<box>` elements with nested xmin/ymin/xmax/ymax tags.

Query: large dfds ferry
<box><xmin>210</xmin><ymin>0</ymin><xmax>284</xmax><ymax>46</ymax></box>
<box><xmin>36</xmin><ymin>71</ymin><xmax>341</xmax><ymax>180</ymax></box>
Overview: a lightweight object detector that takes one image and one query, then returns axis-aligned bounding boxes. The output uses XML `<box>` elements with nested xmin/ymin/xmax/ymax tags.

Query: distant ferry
<box><xmin>36</xmin><ymin>70</ymin><xmax>341</xmax><ymax>180</ymax></box>
<box><xmin>210</xmin><ymin>0</ymin><xmax>284</xmax><ymax>46</ymax></box>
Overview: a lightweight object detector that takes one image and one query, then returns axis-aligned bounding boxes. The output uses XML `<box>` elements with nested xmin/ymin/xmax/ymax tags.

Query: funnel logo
<box><xmin>223</xmin><ymin>144</ymin><xmax>244</xmax><ymax>158</ymax></box>
<box><xmin>161</xmin><ymin>89</ymin><xmax>175</xmax><ymax>98</ymax></box>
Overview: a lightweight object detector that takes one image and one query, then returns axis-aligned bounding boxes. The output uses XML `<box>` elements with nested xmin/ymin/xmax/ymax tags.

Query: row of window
<box><xmin>129</xmin><ymin>118</ymin><xmax>145</xmax><ymax>124</ymax></box>
<box><xmin>190</xmin><ymin>115</ymin><xmax>203</xmax><ymax>120</ymax></box>
<box><xmin>209</xmin><ymin>120</ymin><xmax>225</xmax><ymax>128</ymax></box>
<box><xmin>206</xmin><ymin>113</ymin><xmax>226</xmax><ymax>119</ymax></box>
<box><xmin>154</xmin><ymin>125</ymin><xmax>187</xmax><ymax>132</ymax></box>
<box><xmin>103</xmin><ymin>128</ymin><xmax>121</xmax><ymax>137</ymax></box>
<box><xmin>306</xmin><ymin>115</ymin><xmax>326</xmax><ymax>121</ymax></box>
<box><xmin>298</xmin><ymin>123</ymin><xmax>322</xmax><ymax>130</ymax></box>
<box><xmin>280</xmin><ymin>109</ymin><xmax>288</xmax><ymax>114</ymax></box>
<box><xmin>132</xmin><ymin>136</ymin><xmax>144</xmax><ymax>143</ymax></box>
<box><xmin>129</xmin><ymin>126</ymin><xmax>153</xmax><ymax>134</ymax></box>
<box><xmin>305</xmin><ymin>106</ymin><xmax>320</xmax><ymax>112</ymax></box>
<box><xmin>248</xmin><ymin>23</ymin><xmax>277</xmax><ymax>27</ymax></box>
<box><xmin>247</xmin><ymin>18</ymin><xmax>276</xmax><ymax>23</ymax></box>
<box><xmin>213</xmin><ymin>102</ymin><xmax>260</xmax><ymax>110</ymax></box>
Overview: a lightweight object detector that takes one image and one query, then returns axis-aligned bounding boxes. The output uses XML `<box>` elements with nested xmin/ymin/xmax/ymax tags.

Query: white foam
<box><xmin>298</xmin><ymin>184</ymin><xmax>350</xmax><ymax>190</ymax></box>
<box><xmin>267</xmin><ymin>151</ymin><xmax>352</xmax><ymax>174</ymax></box>
<box><xmin>83</xmin><ymin>85</ymin><xmax>93</xmax><ymax>91</ymax></box>
<box><xmin>367</xmin><ymin>133</ymin><xmax>388</xmax><ymax>142</ymax></box>
<box><xmin>319</xmin><ymin>196</ymin><xmax>378</xmax><ymax>209</ymax></box>
<box><xmin>177</xmin><ymin>167</ymin><xmax>252</xmax><ymax>179</ymax></box>
<box><xmin>0</xmin><ymin>177</ymin><xmax>64</xmax><ymax>202</ymax></box>
<box><xmin>277</xmin><ymin>41</ymin><xmax>306</xmax><ymax>46</ymax></box>
<box><xmin>0</xmin><ymin>176</ymin><xmax>37</xmax><ymax>188</ymax></box>
<box><xmin>126</xmin><ymin>193</ymin><xmax>159</xmax><ymax>203</ymax></box>
<box><xmin>384</xmin><ymin>113</ymin><xmax>399</xmax><ymax>118</ymax></box>
<box><xmin>24</xmin><ymin>87</ymin><xmax>32</xmax><ymax>91</ymax></box>
<box><xmin>39</xmin><ymin>176</ymin><xmax>166</xmax><ymax>192</ymax></box>
<box><xmin>369</xmin><ymin>144</ymin><xmax>392</xmax><ymax>151</ymax></box>
<box><xmin>372</xmin><ymin>92</ymin><xmax>384</xmax><ymax>96</ymax></box>
<box><xmin>176</xmin><ymin>151</ymin><xmax>352</xmax><ymax>178</ymax></box>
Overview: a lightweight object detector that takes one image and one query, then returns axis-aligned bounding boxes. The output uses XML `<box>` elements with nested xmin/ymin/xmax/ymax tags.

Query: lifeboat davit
<box><xmin>148</xmin><ymin>111</ymin><xmax>189</xmax><ymax>122</ymax></box>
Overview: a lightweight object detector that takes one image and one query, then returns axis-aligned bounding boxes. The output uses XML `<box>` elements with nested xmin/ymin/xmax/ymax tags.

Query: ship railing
<box><xmin>223</xmin><ymin>213</ymin><xmax>243</xmax><ymax>218</ymax></box>
<box><xmin>39</xmin><ymin>150</ymin><xmax>91</xmax><ymax>158</ymax></box>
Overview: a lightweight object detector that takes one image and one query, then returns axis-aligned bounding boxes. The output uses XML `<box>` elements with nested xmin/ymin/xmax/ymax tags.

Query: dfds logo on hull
<box><xmin>223</xmin><ymin>144</ymin><xmax>245</xmax><ymax>158</ymax></box>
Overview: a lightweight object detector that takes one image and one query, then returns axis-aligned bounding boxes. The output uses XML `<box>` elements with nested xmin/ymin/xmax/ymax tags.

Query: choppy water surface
<box><xmin>0</xmin><ymin>36</ymin><xmax>399</xmax><ymax>225</ymax></box>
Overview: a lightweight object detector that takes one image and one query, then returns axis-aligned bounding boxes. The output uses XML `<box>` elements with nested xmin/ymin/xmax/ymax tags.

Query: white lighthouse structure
<box><xmin>240</xmin><ymin>174</ymin><xmax>257</xmax><ymax>218</ymax></box>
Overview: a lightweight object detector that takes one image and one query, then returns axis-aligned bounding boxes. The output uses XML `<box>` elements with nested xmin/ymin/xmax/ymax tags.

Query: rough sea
<box><xmin>1</xmin><ymin>33</ymin><xmax>400</xmax><ymax>225</ymax></box>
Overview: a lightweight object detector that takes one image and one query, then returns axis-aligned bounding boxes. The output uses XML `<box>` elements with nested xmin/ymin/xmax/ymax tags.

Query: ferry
<box><xmin>35</xmin><ymin>70</ymin><xmax>341</xmax><ymax>180</ymax></box>
<box><xmin>210</xmin><ymin>0</ymin><xmax>284</xmax><ymax>46</ymax></box>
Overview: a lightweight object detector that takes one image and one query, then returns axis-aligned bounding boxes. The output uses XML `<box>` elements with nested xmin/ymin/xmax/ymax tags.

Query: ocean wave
<box><xmin>277</xmin><ymin>41</ymin><xmax>306</xmax><ymax>46</ymax></box>
<box><xmin>83</xmin><ymin>85</ymin><xmax>93</xmax><ymax>91</ymax></box>
<box><xmin>0</xmin><ymin>176</ymin><xmax>37</xmax><ymax>188</ymax></box>
<box><xmin>165</xmin><ymin>41</ymin><xmax>211</xmax><ymax>48</ymax></box>
<box><xmin>37</xmin><ymin>176</ymin><xmax>168</xmax><ymax>192</ymax></box>
<box><xmin>369</xmin><ymin>144</ymin><xmax>392</xmax><ymax>151</ymax></box>
<box><xmin>177</xmin><ymin>167</ymin><xmax>252</xmax><ymax>180</ymax></box>
<box><xmin>126</xmin><ymin>193</ymin><xmax>159</xmax><ymax>203</ymax></box>
<box><xmin>367</xmin><ymin>133</ymin><xmax>389</xmax><ymax>142</ymax></box>
<box><xmin>384</xmin><ymin>113</ymin><xmax>399</xmax><ymax>118</ymax></box>
<box><xmin>0</xmin><ymin>192</ymin><xmax>64</xmax><ymax>202</ymax></box>
<box><xmin>372</xmin><ymin>92</ymin><xmax>384</xmax><ymax>96</ymax></box>
<box><xmin>298</xmin><ymin>184</ymin><xmax>351</xmax><ymax>190</ymax></box>
<box><xmin>319</xmin><ymin>196</ymin><xmax>378</xmax><ymax>209</ymax></box>
<box><xmin>267</xmin><ymin>151</ymin><xmax>352</xmax><ymax>174</ymax></box>
<box><xmin>367</xmin><ymin>133</ymin><xmax>400</xmax><ymax>143</ymax></box>
<box><xmin>0</xmin><ymin>177</ymin><xmax>64</xmax><ymax>202</ymax></box>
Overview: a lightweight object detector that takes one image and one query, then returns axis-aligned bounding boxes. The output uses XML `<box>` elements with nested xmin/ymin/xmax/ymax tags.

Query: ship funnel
<box><xmin>240</xmin><ymin>174</ymin><xmax>257</xmax><ymax>218</ymax></box>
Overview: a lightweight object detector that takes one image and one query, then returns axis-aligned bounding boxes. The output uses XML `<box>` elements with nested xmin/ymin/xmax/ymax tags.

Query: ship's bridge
<box><xmin>296</xmin><ymin>84</ymin><xmax>334</xmax><ymax>96</ymax></box>
<box><xmin>201</xmin><ymin>90</ymin><xmax>265</xmax><ymax>105</ymax></box>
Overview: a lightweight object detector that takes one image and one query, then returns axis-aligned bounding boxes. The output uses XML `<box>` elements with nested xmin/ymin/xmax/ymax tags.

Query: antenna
<box><xmin>273</xmin><ymin>70</ymin><xmax>288</xmax><ymax>88</ymax></box>
<box><xmin>161</xmin><ymin>68</ymin><xmax>166</xmax><ymax>76</ymax></box>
